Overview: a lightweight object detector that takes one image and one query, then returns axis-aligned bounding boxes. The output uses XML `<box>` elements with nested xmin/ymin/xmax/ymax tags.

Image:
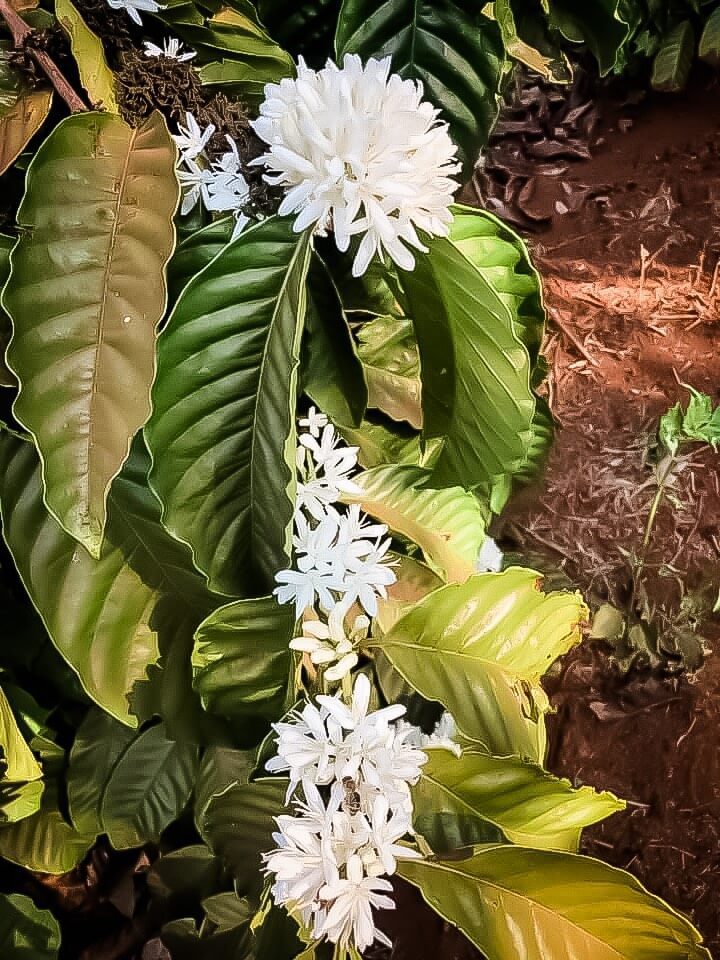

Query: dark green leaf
<box><xmin>192</xmin><ymin>597</ymin><xmax>294</xmax><ymax>721</ymax></box>
<box><xmin>302</xmin><ymin>255</ymin><xmax>367</xmax><ymax>428</ymax></box>
<box><xmin>146</xmin><ymin>217</ymin><xmax>312</xmax><ymax>598</ymax></box>
<box><xmin>699</xmin><ymin>6</ymin><xmax>720</xmax><ymax>65</ymax></box>
<box><xmin>356</xmin><ymin>315</ymin><xmax>421</xmax><ymax>428</ymax></box>
<box><xmin>651</xmin><ymin>20</ymin><xmax>695</xmax><ymax>91</ymax></box>
<box><xmin>335</xmin><ymin>0</ymin><xmax>504</xmax><ymax>170</ymax></box>
<box><xmin>0</xmin><ymin>893</ymin><xmax>60</xmax><ymax>958</ymax></box>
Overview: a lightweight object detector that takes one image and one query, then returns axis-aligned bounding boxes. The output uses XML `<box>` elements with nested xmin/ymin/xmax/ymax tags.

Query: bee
<box><xmin>341</xmin><ymin>776</ymin><xmax>361</xmax><ymax>816</ymax></box>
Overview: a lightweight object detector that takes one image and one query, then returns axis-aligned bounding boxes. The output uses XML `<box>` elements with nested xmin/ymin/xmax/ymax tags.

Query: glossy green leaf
<box><xmin>0</xmin><ymin>685</ymin><xmax>44</xmax><ymax>824</ymax></box>
<box><xmin>400</xmin><ymin>847</ymin><xmax>711</xmax><ymax>960</ymax></box>
<box><xmin>379</xmin><ymin>569</ymin><xmax>587</xmax><ymax>759</ymax></box>
<box><xmin>400</xmin><ymin>228</ymin><xmax>536</xmax><ymax>492</ymax></box>
<box><xmin>55</xmin><ymin>0</ymin><xmax>118</xmax><ymax>111</ymax></box>
<box><xmin>302</xmin><ymin>255</ymin><xmax>367</xmax><ymax>428</ymax></box>
<box><xmin>167</xmin><ymin>217</ymin><xmax>234</xmax><ymax>305</ymax></box>
<box><xmin>192</xmin><ymin>598</ymin><xmax>294</xmax><ymax>720</ymax></box>
<box><xmin>651</xmin><ymin>20</ymin><xmax>695</xmax><ymax>92</ymax></box>
<box><xmin>200</xmin><ymin>777</ymin><xmax>287</xmax><ymax>894</ymax></box>
<box><xmin>100</xmin><ymin>722</ymin><xmax>199</xmax><ymax>849</ymax></box>
<box><xmin>0</xmin><ymin>431</ymin><xmax>195</xmax><ymax>726</ymax></box>
<box><xmin>338</xmin><ymin>419</ymin><xmax>425</xmax><ymax>470</ymax></box>
<box><xmin>356</xmin><ymin>315</ymin><xmax>421</xmax><ymax>428</ymax></box>
<box><xmin>335</xmin><ymin>0</ymin><xmax>504</xmax><ymax>169</ymax></box>
<box><xmin>4</xmin><ymin>111</ymin><xmax>179</xmax><ymax>558</ymax></box>
<box><xmin>0</xmin><ymin>893</ymin><xmax>60</xmax><ymax>958</ymax></box>
<box><xmin>148</xmin><ymin>844</ymin><xmax>226</xmax><ymax>904</ymax></box>
<box><xmin>699</xmin><ymin>6</ymin><xmax>720</xmax><ymax>65</ymax></box>
<box><xmin>344</xmin><ymin>464</ymin><xmax>487</xmax><ymax>582</ymax></box>
<box><xmin>414</xmin><ymin>749</ymin><xmax>624</xmax><ymax>854</ymax></box>
<box><xmin>146</xmin><ymin>217</ymin><xmax>312</xmax><ymax>598</ymax></box>
<box><xmin>0</xmin><ymin>44</ymin><xmax>52</xmax><ymax>177</ymax></box>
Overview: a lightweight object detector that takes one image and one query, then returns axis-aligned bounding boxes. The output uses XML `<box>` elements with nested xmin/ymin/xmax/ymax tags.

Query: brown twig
<box><xmin>0</xmin><ymin>0</ymin><xmax>87</xmax><ymax>112</ymax></box>
<box><xmin>548</xmin><ymin>307</ymin><xmax>600</xmax><ymax>367</ymax></box>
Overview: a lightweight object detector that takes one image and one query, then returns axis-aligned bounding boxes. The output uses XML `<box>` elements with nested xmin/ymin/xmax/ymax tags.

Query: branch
<box><xmin>0</xmin><ymin>0</ymin><xmax>88</xmax><ymax>113</ymax></box>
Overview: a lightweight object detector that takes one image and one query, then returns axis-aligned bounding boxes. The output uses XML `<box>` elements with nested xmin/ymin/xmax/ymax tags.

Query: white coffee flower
<box><xmin>298</xmin><ymin>405</ymin><xmax>329</xmax><ymax>438</ymax></box>
<box><xmin>204</xmin><ymin>137</ymin><xmax>252</xmax><ymax>239</ymax></box>
<box><xmin>290</xmin><ymin>605</ymin><xmax>369</xmax><ymax>683</ymax></box>
<box><xmin>177</xmin><ymin>159</ymin><xmax>214</xmax><ymax>216</ymax></box>
<box><xmin>143</xmin><ymin>37</ymin><xmax>196</xmax><ymax>61</ymax></box>
<box><xmin>396</xmin><ymin>711</ymin><xmax>462</xmax><ymax>758</ymax></box>
<box><xmin>317</xmin><ymin>854</ymin><xmax>394</xmax><ymax>952</ymax></box>
<box><xmin>173</xmin><ymin>111</ymin><xmax>215</xmax><ymax>161</ymax></box>
<box><xmin>477</xmin><ymin>535</ymin><xmax>504</xmax><ymax>573</ymax></box>
<box><xmin>275</xmin><ymin>506</ymin><xmax>396</xmax><ymax>618</ymax></box>
<box><xmin>105</xmin><ymin>0</ymin><xmax>163</xmax><ymax>25</ymax></box>
<box><xmin>252</xmin><ymin>54</ymin><xmax>460</xmax><ymax>276</ymax></box>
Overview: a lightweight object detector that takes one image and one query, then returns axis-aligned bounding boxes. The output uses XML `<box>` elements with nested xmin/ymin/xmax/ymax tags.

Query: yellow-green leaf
<box><xmin>344</xmin><ymin>464</ymin><xmax>488</xmax><ymax>582</ymax></box>
<box><xmin>55</xmin><ymin>0</ymin><xmax>118</xmax><ymax>112</ymax></box>
<box><xmin>400</xmin><ymin>848</ymin><xmax>711</xmax><ymax>960</ymax></box>
<box><xmin>0</xmin><ymin>44</ymin><xmax>52</xmax><ymax>177</ymax></box>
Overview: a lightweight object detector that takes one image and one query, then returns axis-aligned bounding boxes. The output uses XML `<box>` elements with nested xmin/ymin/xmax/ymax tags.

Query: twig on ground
<box><xmin>548</xmin><ymin>307</ymin><xmax>600</xmax><ymax>367</ymax></box>
<box><xmin>0</xmin><ymin>0</ymin><xmax>87</xmax><ymax>112</ymax></box>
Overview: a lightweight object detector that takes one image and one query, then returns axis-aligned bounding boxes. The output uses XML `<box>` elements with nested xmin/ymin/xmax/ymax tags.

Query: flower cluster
<box><xmin>172</xmin><ymin>112</ymin><xmax>251</xmax><ymax>240</ymax></box>
<box><xmin>274</xmin><ymin>408</ymin><xmax>396</xmax><ymax>680</ymax></box>
<box><xmin>264</xmin><ymin>674</ymin><xmax>426</xmax><ymax>953</ymax></box>
<box><xmin>252</xmin><ymin>55</ymin><xmax>460</xmax><ymax>277</ymax></box>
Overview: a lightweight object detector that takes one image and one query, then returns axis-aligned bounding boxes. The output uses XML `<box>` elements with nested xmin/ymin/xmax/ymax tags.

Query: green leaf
<box><xmin>493</xmin><ymin>0</ymin><xmax>558</xmax><ymax>79</ymax></box>
<box><xmin>0</xmin><ymin>430</ymin><xmax>195</xmax><ymax>726</ymax></box>
<box><xmin>379</xmin><ymin>569</ymin><xmax>587</xmax><ymax>759</ymax></box>
<box><xmin>3</xmin><ymin>111</ymin><xmax>179</xmax><ymax>559</ymax></box>
<box><xmin>302</xmin><ymin>254</ymin><xmax>367</xmax><ymax>428</ymax></box>
<box><xmin>335</xmin><ymin>0</ymin><xmax>504</xmax><ymax>170</ymax></box>
<box><xmin>69</xmin><ymin>708</ymin><xmax>199</xmax><ymax>849</ymax></box>
<box><xmin>658</xmin><ymin>402</ymin><xmax>683</xmax><ymax>455</ymax></box>
<box><xmin>55</xmin><ymin>0</ymin><xmax>118</xmax><ymax>111</ymax></box>
<box><xmin>344</xmin><ymin>464</ymin><xmax>488</xmax><ymax>582</ymax></box>
<box><xmin>0</xmin><ymin>44</ymin><xmax>52</xmax><ymax>177</ymax></box>
<box><xmin>162</xmin><ymin>4</ymin><xmax>295</xmax><ymax>77</ymax></box>
<box><xmin>447</xmin><ymin>204</ymin><xmax>551</xmax><ymax>488</ymax></box>
<box><xmin>356</xmin><ymin>315</ymin><xmax>421</xmax><ymax>428</ymax></box>
<box><xmin>548</xmin><ymin>0</ymin><xmax>635</xmax><ymax>75</ymax></box>
<box><xmin>148</xmin><ymin>844</ymin><xmax>227</xmax><ymax>905</ymax></box>
<box><xmin>0</xmin><ymin>685</ymin><xmax>44</xmax><ymax>824</ymax></box>
<box><xmin>192</xmin><ymin>598</ymin><xmax>294</xmax><ymax>721</ymax></box>
<box><xmin>200</xmin><ymin>777</ymin><xmax>287</xmax><ymax>895</ymax></box>
<box><xmin>651</xmin><ymin>20</ymin><xmax>695</xmax><ymax>92</ymax></box>
<box><xmin>400</xmin><ymin>847</ymin><xmax>711</xmax><ymax>960</ymax></box>
<box><xmin>0</xmin><ymin>893</ymin><xmax>60</xmax><ymax>958</ymax></box>
<box><xmin>699</xmin><ymin>5</ymin><xmax>720</xmax><ymax>65</ymax></box>
<box><xmin>338</xmin><ymin>419</ymin><xmax>425</xmax><ymax>470</ymax></box>
<box><xmin>449</xmin><ymin>205</ymin><xmax>545</xmax><ymax>375</ymax></box>
<box><xmin>167</xmin><ymin>217</ymin><xmax>234</xmax><ymax>306</ymax></box>
<box><xmin>415</xmin><ymin>749</ymin><xmax>624</xmax><ymax>854</ymax></box>
<box><xmin>399</xmin><ymin>228</ymin><xmax>536</xmax><ymax>491</ymax></box>
<box><xmin>146</xmin><ymin>217</ymin><xmax>312</xmax><ymax>598</ymax></box>
<box><xmin>198</xmin><ymin>59</ymin><xmax>286</xmax><ymax>104</ymax></box>
<box><xmin>101</xmin><ymin>722</ymin><xmax>199</xmax><ymax>849</ymax></box>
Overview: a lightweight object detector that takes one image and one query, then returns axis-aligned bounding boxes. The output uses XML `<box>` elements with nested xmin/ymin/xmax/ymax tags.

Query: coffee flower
<box><xmin>105</xmin><ymin>0</ymin><xmax>163</xmax><ymax>25</ymax></box>
<box><xmin>143</xmin><ymin>38</ymin><xmax>196</xmax><ymax>61</ymax></box>
<box><xmin>252</xmin><ymin>55</ymin><xmax>460</xmax><ymax>276</ymax></box>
